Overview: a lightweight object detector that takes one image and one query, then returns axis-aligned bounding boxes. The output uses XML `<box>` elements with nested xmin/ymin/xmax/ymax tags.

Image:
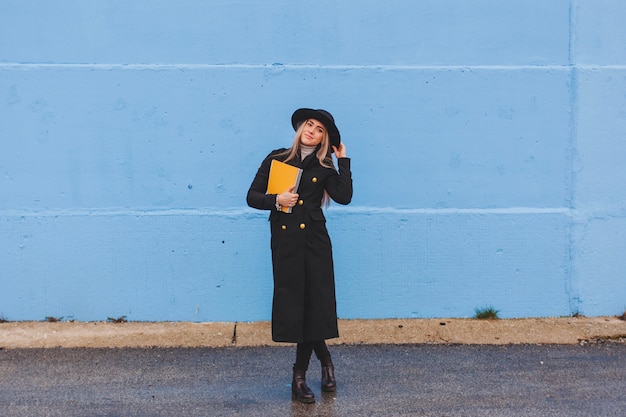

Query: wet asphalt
<box><xmin>0</xmin><ymin>343</ymin><xmax>625</xmax><ymax>417</ymax></box>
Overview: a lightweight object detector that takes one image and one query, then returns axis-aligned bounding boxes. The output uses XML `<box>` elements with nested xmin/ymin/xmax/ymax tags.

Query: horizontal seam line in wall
<box><xmin>331</xmin><ymin>207</ymin><xmax>571</xmax><ymax>215</ymax></box>
<box><xmin>0</xmin><ymin>207</ymin><xmax>571</xmax><ymax>217</ymax></box>
<box><xmin>1</xmin><ymin>63</ymin><xmax>623</xmax><ymax>71</ymax></box>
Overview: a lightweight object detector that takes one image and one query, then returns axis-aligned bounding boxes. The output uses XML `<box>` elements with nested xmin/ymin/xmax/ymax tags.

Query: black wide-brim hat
<box><xmin>291</xmin><ymin>108</ymin><xmax>341</xmax><ymax>150</ymax></box>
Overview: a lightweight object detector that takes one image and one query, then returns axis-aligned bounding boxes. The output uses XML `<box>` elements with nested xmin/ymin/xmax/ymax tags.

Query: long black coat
<box><xmin>247</xmin><ymin>147</ymin><xmax>353</xmax><ymax>343</ymax></box>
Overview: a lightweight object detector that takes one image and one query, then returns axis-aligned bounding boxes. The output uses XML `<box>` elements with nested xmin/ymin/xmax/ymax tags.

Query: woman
<box><xmin>246</xmin><ymin>108</ymin><xmax>353</xmax><ymax>403</ymax></box>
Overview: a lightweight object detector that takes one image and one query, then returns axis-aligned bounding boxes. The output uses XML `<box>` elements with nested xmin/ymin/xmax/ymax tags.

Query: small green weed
<box><xmin>474</xmin><ymin>306</ymin><xmax>500</xmax><ymax>320</ymax></box>
<box><xmin>107</xmin><ymin>316</ymin><xmax>127</xmax><ymax>323</ymax></box>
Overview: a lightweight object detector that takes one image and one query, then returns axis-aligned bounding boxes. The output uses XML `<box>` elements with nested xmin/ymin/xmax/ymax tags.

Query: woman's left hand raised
<box><xmin>332</xmin><ymin>143</ymin><xmax>347</xmax><ymax>158</ymax></box>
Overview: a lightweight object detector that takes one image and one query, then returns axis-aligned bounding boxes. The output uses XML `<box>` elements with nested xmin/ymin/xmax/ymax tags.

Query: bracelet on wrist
<box><xmin>275</xmin><ymin>195</ymin><xmax>282</xmax><ymax>211</ymax></box>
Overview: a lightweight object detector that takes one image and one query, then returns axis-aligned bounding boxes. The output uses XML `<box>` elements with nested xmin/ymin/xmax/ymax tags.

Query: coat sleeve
<box><xmin>246</xmin><ymin>153</ymin><xmax>278</xmax><ymax>210</ymax></box>
<box><xmin>326</xmin><ymin>157</ymin><xmax>353</xmax><ymax>205</ymax></box>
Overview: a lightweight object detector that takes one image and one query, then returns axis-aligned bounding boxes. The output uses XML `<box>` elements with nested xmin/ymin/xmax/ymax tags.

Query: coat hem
<box><xmin>272</xmin><ymin>334</ymin><xmax>340</xmax><ymax>344</ymax></box>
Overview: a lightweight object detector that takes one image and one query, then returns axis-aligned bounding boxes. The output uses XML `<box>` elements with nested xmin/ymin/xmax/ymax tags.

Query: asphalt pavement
<box><xmin>1</xmin><ymin>343</ymin><xmax>625</xmax><ymax>417</ymax></box>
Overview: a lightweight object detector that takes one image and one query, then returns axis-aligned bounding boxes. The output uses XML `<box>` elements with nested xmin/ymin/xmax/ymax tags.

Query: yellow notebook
<box><xmin>267</xmin><ymin>159</ymin><xmax>303</xmax><ymax>213</ymax></box>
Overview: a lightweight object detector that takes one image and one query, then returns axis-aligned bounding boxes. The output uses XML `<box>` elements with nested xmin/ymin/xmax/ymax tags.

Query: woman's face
<box><xmin>300</xmin><ymin>119</ymin><xmax>326</xmax><ymax>147</ymax></box>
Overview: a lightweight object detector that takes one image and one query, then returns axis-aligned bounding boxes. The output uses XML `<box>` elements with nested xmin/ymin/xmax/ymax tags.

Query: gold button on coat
<box><xmin>312</xmin><ymin>177</ymin><xmax>318</xmax><ymax>183</ymax></box>
<box><xmin>300</xmin><ymin>223</ymin><xmax>306</xmax><ymax>229</ymax></box>
<box><xmin>281</xmin><ymin>225</ymin><xmax>287</xmax><ymax>230</ymax></box>
<box><xmin>298</xmin><ymin>200</ymin><xmax>304</xmax><ymax>205</ymax></box>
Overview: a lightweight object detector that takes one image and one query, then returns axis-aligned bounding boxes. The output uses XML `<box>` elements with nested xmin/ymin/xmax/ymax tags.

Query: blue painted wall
<box><xmin>1</xmin><ymin>1</ymin><xmax>624</xmax><ymax>321</ymax></box>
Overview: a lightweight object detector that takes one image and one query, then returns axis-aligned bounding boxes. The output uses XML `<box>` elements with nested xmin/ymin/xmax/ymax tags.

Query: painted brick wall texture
<box><xmin>1</xmin><ymin>1</ymin><xmax>625</xmax><ymax>321</ymax></box>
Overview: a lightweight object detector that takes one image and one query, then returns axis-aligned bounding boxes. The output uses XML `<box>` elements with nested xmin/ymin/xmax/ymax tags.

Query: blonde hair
<box><xmin>278</xmin><ymin>119</ymin><xmax>335</xmax><ymax>206</ymax></box>
<box><xmin>280</xmin><ymin>120</ymin><xmax>334</xmax><ymax>169</ymax></box>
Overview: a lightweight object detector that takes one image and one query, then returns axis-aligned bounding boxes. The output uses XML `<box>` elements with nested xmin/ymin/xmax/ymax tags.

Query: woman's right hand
<box><xmin>277</xmin><ymin>186</ymin><xmax>299</xmax><ymax>208</ymax></box>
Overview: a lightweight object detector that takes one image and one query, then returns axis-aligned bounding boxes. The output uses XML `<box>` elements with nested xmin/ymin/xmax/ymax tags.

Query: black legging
<box><xmin>294</xmin><ymin>340</ymin><xmax>330</xmax><ymax>371</ymax></box>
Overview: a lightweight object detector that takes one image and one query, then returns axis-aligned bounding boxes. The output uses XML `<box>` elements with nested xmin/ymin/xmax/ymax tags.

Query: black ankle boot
<box><xmin>292</xmin><ymin>367</ymin><xmax>315</xmax><ymax>403</ymax></box>
<box><xmin>320</xmin><ymin>356</ymin><xmax>336</xmax><ymax>392</ymax></box>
